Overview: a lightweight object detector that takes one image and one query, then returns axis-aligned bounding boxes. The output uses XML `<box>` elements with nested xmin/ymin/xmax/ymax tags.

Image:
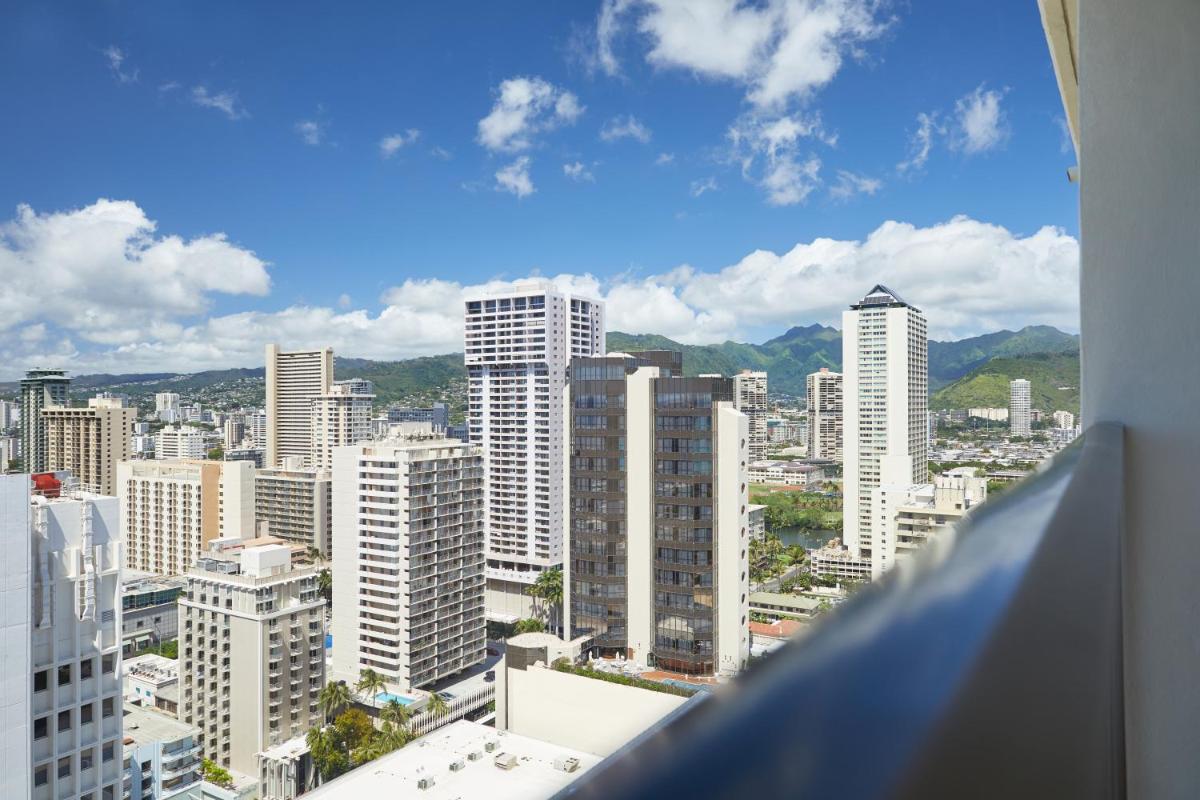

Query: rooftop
<box><xmin>303</xmin><ymin>720</ymin><xmax>600</xmax><ymax>800</ymax></box>
<box><xmin>122</xmin><ymin>703</ymin><xmax>197</xmax><ymax>748</ymax></box>
<box><xmin>749</xmin><ymin>592</ymin><xmax>822</xmax><ymax>612</ymax></box>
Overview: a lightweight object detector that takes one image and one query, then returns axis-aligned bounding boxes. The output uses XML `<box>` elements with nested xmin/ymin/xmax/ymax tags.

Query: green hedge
<box><xmin>552</xmin><ymin>660</ymin><xmax>697</xmax><ymax>697</ymax></box>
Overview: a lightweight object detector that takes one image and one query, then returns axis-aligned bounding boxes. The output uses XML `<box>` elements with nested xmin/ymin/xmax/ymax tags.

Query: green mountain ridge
<box><xmin>929</xmin><ymin>352</ymin><xmax>1081</xmax><ymax>415</ymax></box>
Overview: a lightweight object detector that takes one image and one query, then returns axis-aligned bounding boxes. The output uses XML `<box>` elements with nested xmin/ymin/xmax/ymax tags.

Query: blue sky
<box><xmin>0</xmin><ymin>1</ymin><xmax>1080</xmax><ymax>376</ymax></box>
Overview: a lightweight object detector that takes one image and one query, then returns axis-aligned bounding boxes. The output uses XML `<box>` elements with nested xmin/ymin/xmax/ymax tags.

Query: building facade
<box><xmin>330</xmin><ymin>433</ymin><xmax>486</xmax><ymax>694</ymax></box>
<box><xmin>1053</xmin><ymin>410</ymin><xmax>1075</xmax><ymax>430</ymax></box>
<box><xmin>117</xmin><ymin>459</ymin><xmax>254</xmax><ymax>576</ymax></box>
<box><xmin>154</xmin><ymin>427</ymin><xmax>207</xmax><ymax>460</ymax></box>
<box><xmin>310</xmin><ymin>384</ymin><xmax>373</xmax><ymax>471</ymax></box>
<box><xmin>20</xmin><ymin>369</ymin><xmax>71</xmax><ymax>473</ymax></box>
<box><xmin>265</xmin><ymin>345</ymin><xmax>333</xmax><ymax>468</ymax></box>
<box><xmin>732</xmin><ymin>371</ymin><xmax>769</xmax><ymax>462</ymax></box>
<box><xmin>122</xmin><ymin>703</ymin><xmax>202</xmax><ymax>800</ymax></box>
<box><xmin>179</xmin><ymin>543</ymin><xmax>325</xmax><ymax>776</ymax></box>
<box><xmin>386</xmin><ymin>402</ymin><xmax>449</xmax><ymax>430</ymax></box>
<box><xmin>842</xmin><ymin>286</ymin><xmax>928</xmax><ymax>573</ymax></box>
<box><xmin>806</xmin><ymin>368</ymin><xmax>843</xmax><ymax>462</ymax></box>
<box><xmin>254</xmin><ymin>466</ymin><xmax>332</xmax><ymax>558</ymax></box>
<box><xmin>464</xmin><ymin>284</ymin><xmax>605</xmax><ymax>619</ymax></box>
<box><xmin>122</xmin><ymin>575</ymin><xmax>187</xmax><ymax>656</ymax></box>
<box><xmin>43</xmin><ymin>396</ymin><xmax>135</xmax><ymax>497</ymax></box>
<box><xmin>1009</xmin><ymin>379</ymin><xmax>1033</xmax><ymax>437</ymax></box>
<box><xmin>871</xmin><ymin>473</ymin><xmax>988</xmax><ymax>578</ymax></box>
<box><xmin>566</xmin><ymin>352</ymin><xmax>750</xmax><ymax>676</ymax></box>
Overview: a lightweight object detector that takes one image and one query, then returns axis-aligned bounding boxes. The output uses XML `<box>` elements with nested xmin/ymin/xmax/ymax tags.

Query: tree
<box><xmin>380</xmin><ymin>698</ymin><xmax>410</xmax><ymax>730</ymax></box>
<box><xmin>333</xmin><ymin>708</ymin><xmax>375</xmax><ymax>753</ymax></box>
<box><xmin>529</xmin><ymin>567</ymin><xmax>563</xmax><ymax>633</ymax></box>
<box><xmin>318</xmin><ymin>569</ymin><xmax>332</xmax><ymax>607</ymax></box>
<box><xmin>514</xmin><ymin>617</ymin><xmax>545</xmax><ymax>634</ymax></box>
<box><xmin>318</xmin><ymin>681</ymin><xmax>352</xmax><ymax>723</ymax></box>
<box><xmin>306</xmin><ymin>546</ymin><xmax>326</xmax><ymax>566</ymax></box>
<box><xmin>201</xmin><ymin>758</ymin><xmax>234</xmax><ymax>789</ymax></box>
<box><xmin>356</xmin><ymin>668</ymin><xmax>386</xmax><ymax>709</ymax></box>
<box><xmin>207</xmin><ymin>446</ymin><xmax>224</xmax><ymax>460</ymax></box>
<box><xmin>158</xmin><ymin>639</ymin><xmax>178</xmax><ymax>659</ymax></box>
<box><xmin>307</xmin><ymin>725</ymin><xmax>350</xmax><ymax>783</ymax></box>
<box><xmin>424</xmin><ymin>692</ymin><xmax>449</xmax><ymax>719</ymax></box>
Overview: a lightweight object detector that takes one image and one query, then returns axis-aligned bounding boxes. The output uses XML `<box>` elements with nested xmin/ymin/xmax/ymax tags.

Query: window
<box><xmin>102</xmin><ymin>654</ymin><xmax>115</xmax><ymax>675</ymax></box>
<box><xmin>34</xmin><ymin>767</ymin><xmax>47</xmax><ymax>787</ymax></box>
<box><xmin>34</xmin><ymin>716</ymin><xmax>47</xmax><ymax>739</ymax></box>
<box><xmin>58</xmin><ymin>709</ymin><xmax>71</xmax><ymax>732</ymax></box>
<box><xmin>80</xmin><ymin>657</ymin><xmax>94</xmax><ymax>680</ymax></box>
<box><xmin>57</xmin><ymin>664</ymin><xmax>71</xmax><ymax>686</ymax></box>
<box><xmin>34</xmin><ymin>670</ymin><xmax>48</xmax><ymax>692</ymax></box>
<box><xmin>81</xmin><ymin>704</ymin><xmax>94</xmax><ymax>725</ymax></box>
<box><xmin>102</xmin><ymin>742</ymin><xmax>115</xmax><ymax>762</ymax></box>
<box><xmin>57</xmin><ymin>756</ymin><xmax>71</xmax><ymax>779</ymax></box>
<box><xmin>102</xmin><ymin>698</ymin><xmax>114</xmax><ymax>718</ymax></box>
<box><xmin>80</xmin><ymin>751</ymin><xmax>93</xmax><ymax>771</ymax></box>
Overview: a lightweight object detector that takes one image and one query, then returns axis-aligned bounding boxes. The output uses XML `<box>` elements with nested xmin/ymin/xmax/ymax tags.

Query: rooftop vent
<box><xmin>449</xmin><ymin>760</ymin><xmax>465</xmax><ymax>772</ymax></box>
<box><xmin>555</xmin><ymin>756</ymin><xmax>581</xmax><ymax>773</ymax></box>
<box><xmin>417</xmin><ymin>776</ymin><xmax>436</xmax><ymax>790</ymax></box>
<box><xmin>467</xmin><ymin>751</ymin><xmax>483</xmax><ymax>762</ymax></box>
<box><xmin>494</xmin><ymin>752</ymin><xmax>518</xmax><ymax>770</ymax></box>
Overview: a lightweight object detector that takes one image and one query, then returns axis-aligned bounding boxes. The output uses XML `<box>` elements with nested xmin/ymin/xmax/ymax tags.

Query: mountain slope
<box><xmin>930</xmin><ymin>352</ymin><xmax>1081</xmax><ymax>414</ymax></box>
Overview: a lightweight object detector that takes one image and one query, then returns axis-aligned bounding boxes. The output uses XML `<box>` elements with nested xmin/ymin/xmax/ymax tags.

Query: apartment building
<box><xmin>806</xmin><ymin>368</ymin><xmax>843</xmax><ymax>462</ymax></box>
<box><xmin>255</xmin><ymin>464</ymin><xmax>332</xmax><ymax>558</ymax></box>
<box><xmin>179</xmin><ymin>542</ymin><xmax>325</xmax><ymax>776</ymax></box>
<box><xmin>464</xmin><ymin>283</ymin><xmax>605</xmax><ymax>620</ymax></box>
<box><xmin>265</xmin><ymin>345</ymin><xmax>333</xmax><ymax>468</ymax></box>
<box><xmin>154</xmin><ymin>394</ymin><xmax>180</xmax><ymax>425</ymax></box>
<box><xmin>310</xmin><ymin>383</ymin><xmax>374</xmax><ymax>470</ymax></box>
<box><xmin>1053</xmin><ymin>410</ymin><xmax>1075</xmax><ymax>430</ymax></box>
<box><xmin>1009</xmin><ymin>379</ymin><xmax>1033</xmax><ymax>437</ymax></box>
<box><xmin>122</xmin><ymin>703</ymin><xmax>202</xmax><ymax>800</ymax></box>
<box><xmin>245</xmin><ymin>411</ymin><xmax>268</xmax><ymax>449</ymax></box>
<box><xmin>43</xmin><ymin>396</ymin><xmax>135</xmax><ymax>497</ymax></box>
<box><xmin>117</xmin><ymin>459</ymin><xmax>254</xmax><ymax>576</ymax></box>
<box><xmin>330</xmin><ymin>432</ymin><xmax>486</xmax><ymax>695</ymax></box>
<box><xmin>871</xmin><ymin>472</ymin><xmax>988</xmax><ymax>578</ymax></box>
<box><xmin>223</xmin><ymin>416</ymin><xmax>246</xmax><ymax>450</ymax></box>
<box><xmin>122</xmin><ymin>574</ymin><xmax>187</xmax><ymax>656</ymax></box>
<box><xmin>386</xmin><ymin>402</ymin><xmax>449</xmax><ymax>431</ymax></box>
<box><xmin>842</xmin><ymin>286</ymin><xmax>928</xmax><ymax>575</ymax></box>
<box><xmin>566</xmin><ymin>352</ymin><xmax>750</xmax><ymax>677</ymax></box>
<box><xmin>0</xmin><ymin>472</ymin><xmax>125</xmax><ymax>800</ymax></box>
<box><xmin>733</xmin><ymin>371</ymin><xmax>769</xmax><ymax>461</ymax></box>
<box><xmin>21</xmin><ymin>369</ymin><xmax>71</xmax><ymax>473</ymax></box>
<box><xmin>0</xmin><ymin>398</ymin><xmax>20</xmax><ymax>430</ymax></box>
<box><xmin>154</xmin><ymin>426</ymin><xmax>207</xmax><ymax>460</ymax></box>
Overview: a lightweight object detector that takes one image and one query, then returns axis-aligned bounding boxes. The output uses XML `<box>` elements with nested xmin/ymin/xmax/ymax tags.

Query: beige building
<box><xmin>330</xmin><ymin>432</ymin><xmax>486</xmax><ymax>695</ymax></box>
<box><xmin>310</xmin><ymin>383</ymin><xmax>374</xmax><ymax>470</ymax></box>
<box><xmin>117</xmin><ymin>459</ymin><xmax>255</xmax><ymax>576</ymax></box>
<box><xmin>42</xmin><ymin>395</ymin><xmax>135</xmax><ymax>496</ymax></box>
<box><xmin>179</xmin><ymin>542</ymin><xmax>326</xmax><ymax>776</ymax></box>
<box><xmin>255</xmin><ymin>464</ymin><xmax>332</xmax><ymax>558</ymax></box>
<box><xmin>806</xmin><ymin>368</ymin><xmax>843</xmax><ymax>461</ymax></box>
<box><xmin>265</xmin><ymin>345</ymin><xmax>333</xmax><ymax>468</ymax></box>
<box><xmin>733</xmin><ymin>370</ymin><xmax>769</xmax><ymax>461</ymax></box>
<box><xmin>872</xmin><ymin>473</ymin><xmax>988</xmax><ymax>578</ymax></box>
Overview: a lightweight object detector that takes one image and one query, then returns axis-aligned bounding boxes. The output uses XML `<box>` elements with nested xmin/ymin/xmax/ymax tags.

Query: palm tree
<box><xmin>356</xmin><ymin>668</ymin><xmax>386</xmax><ymax>710</ymax></box>
<box><xmin>317</xmin><ymin>569</ymin><xmax>332</xmax><ymax>607</ymax></box>
<box><xmin>424</xmin><ymin>692</ymin><xmax>449</xmax><ymax>719</ymax></box>
<box><xmin>531</xmin><ymin>567</ymin><xmax>563</xmax><ymax>634</ymax></box>
<box><xmin>306</xmin><ymin>546</ymin><xmax>325</xmax><ymax>567</ymax></box>
<box><xmin>318</xmin><ymin>680</ymin><xmax>352</xmax><ymax>723</ymax></box>
<box><xmin>378</xmin><ymin>723</ymin><xmax>410</xmax><ymax>753</ymax></box>
<box><xmin>380</xmin><ymin>698</ymin><xmax>410</xmax><ymax>729</ymax></box>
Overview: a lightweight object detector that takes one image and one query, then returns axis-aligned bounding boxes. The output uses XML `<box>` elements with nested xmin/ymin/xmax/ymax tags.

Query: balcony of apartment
<box><xmin>556</xmin><ymin>3</ymin><xmax>1200</xmax><ymax>798</ymax></box>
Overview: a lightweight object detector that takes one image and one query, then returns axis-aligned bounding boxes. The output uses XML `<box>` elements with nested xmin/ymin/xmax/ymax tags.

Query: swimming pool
<box><xmin>375</xmin><ymin>692</ymin><xmax>416</xmax><ymax>706</ymax></box>
<box><xmin>660</xmin><ymin>679</ymin><xmax>712</xmax><ymax>694</ymax></box>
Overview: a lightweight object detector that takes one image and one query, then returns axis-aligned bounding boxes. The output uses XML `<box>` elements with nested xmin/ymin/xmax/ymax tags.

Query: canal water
<box><xmin>775</xmin><ymin>526</ymin><xmax>839</xmax><ymax>551</ymax></box>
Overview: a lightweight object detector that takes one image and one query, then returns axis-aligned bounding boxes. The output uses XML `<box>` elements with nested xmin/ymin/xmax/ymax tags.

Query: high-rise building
<box><xmin>179</xmin><ymin>542</ymin><xmax>325</xmax><ymax>775</ymax></box>
<box><xmin>1009</xmin><ymin>379</ymin><xmax>1033</xmax><ymax>437</ymax></box>
<box><xmin>154</xmin><ymin>393</ymin><xmax>181</xmax><ymax>424</ymax></box>
<box><xmin>1053</xmin><ymin>410</ymin><xmax>1076</xmax><ymax>430</ymax></box>
<box><xmin>566</xmin><ymin>352</ymin><xmax>750</xmax><ymax>676</ymax></box>
<box><xmin>223</xmin><ymin>415</ymin><xmax>246</xmax><ymax>450</ymax></box>
<box><xmin>310</xmin><ymin>383</ymin><xmax>374</xmax><ymax>470</ymax></box>
<box><xmin>842</xmin><ymin>286</ymin><xmax>928</xmax><ymax>573</ymax></box>
<box><xmin>0</xmin><ymin>398</ymin><xmax>20</xmax><ymax>430</ymax></box>
<box><xmin>265</xmin><ymin>345</ymin><xmax>333</xmax><ymax>468</ymax></box>
<box><xmin>154</xmin><ymin>425</ymin><xmax>208</xmax><ymax>460</ymax></box>
<box><xmin>0</xmin><ymin>472</ymin><xmax>124</xmax><ymax>800</ymax></box>
<box><xmin>42</xmin><ymin>396</ymin><xmax>135</xmax><ymax>497</ymax></box>
<box><xmin>330</xmin><ymin>432</ymin><xmax>486</xmax><ymax>694</ymax></box>
<box><xmin>464</xmin><ymin>283</ymin><xmax>605</xmax><ymax>620</ymax></box>
<box><xmin>806</xmin><ymin>368</ymin><xmax>844</xmax><ymax>462</ymax></box>
<box><xmin>255</xmin><ymin>465</ymin><xmax>332</xmax><ymax>557</ymax></box>
<box><xmin>733</xmin><ymin>370</ymin><xmax>769</xmax><ymax>461</ymax></box>
<box><xmin>117</xmin><ymin>459</ymin><xmax>255</xmax><ymax>576</ymax></box>
<box><xmin>246</xmin><ymin>410</ymin><xmax>268</xmax><ymax>449</ymax></box>
<box><xmin>386</xmin><ymin>402</ymin><xmax>450</xmax><ymax>431</ymax></box>
<box><xmin>20</xmin><ymin>369</ymin><xmax>70</xmax><ymax>473</ymax></box>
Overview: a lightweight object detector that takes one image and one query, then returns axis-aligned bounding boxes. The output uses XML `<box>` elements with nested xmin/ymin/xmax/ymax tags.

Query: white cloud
<box><xmin>897</xmin><ymin>111</ymin><xmax>941</xmax><ymax>174</ymax></box>
<box><xmin>103</xmin><ymin>45</ymin><xmax>138</xmax><ymax>84</ymax></box>
<box><xmin>600</xmin><ymin>114</ymin><xmax>652</xmax><ymax>143</ymax></box>
<box><xmin>477</xmin><ymin>77</ymin><xmax>583</xmax><ymax>153</ymax></box>
<box><xmin>380</xmin><ymin>129</ymin><xmax>421</xmax><ymax>158</ymax></box>
<box><xmin>430</xmin><ymin>146</ymin><xmax>453</xmax><ymax>161</ymax></box>
<box><xmin>829</xmin><ymin>169</ymin><xmax>882</xmax><ymax>201</ymax></box>
<box><xmin>191</xmin><ymin>86</ymin><xmax>248</xmax><ymax>120</ymax></box>
<box><xmin>563</xmin><ymin>162</ymin><xmax>595</xmax><ymax>182</ymax></box>
<box><xmin>337</xmin><ymin>294</ymin><xmax>352</xmax><ymax>310</ymax></box>
<box><xmin>655</xmin><ymin>152</ymin><xmax>675</xmax><ymax>166</ymax></box>
<box><xmin>597</xmin><ymin>0</ymin><xmax>890</xmax><ymax>109</ymax></box>
<box><xmin>295</xmin><ymin>120</ymin><xmax>326</xmax><ymax>146</ymax></box>
<box><xmin>158</xmin><ymin>80</ymin><xmax>181</xmax><ymax>93</ymax></box>
<box><xmin>728</xmin><ymin>113</ymin><xmax>830</xmax><ymax>205</ymax></box>
<box><xmin>953</xmin><ymin>84</ymin><xmax>1009</xmax><ymax>154</ymax></box>
<box><xmin>495</xmin><ymin>156</ymin><xmax>535</xmax><ymax>197</ymax></box>
<box><xmin>690</xmin><ymin>177</ymin><xmax>719</xmax><ymax>197</ymax></box>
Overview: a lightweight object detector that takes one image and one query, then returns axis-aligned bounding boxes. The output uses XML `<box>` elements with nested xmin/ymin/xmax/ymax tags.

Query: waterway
<box><xmin>774</xmin><ymin>526</ymin><xmax>839</xmax><ymax>551</ymax></box>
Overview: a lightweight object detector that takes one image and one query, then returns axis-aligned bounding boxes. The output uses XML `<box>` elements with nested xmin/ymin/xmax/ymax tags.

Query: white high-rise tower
<box><xmin>842</xmin><ymin>285</ymin><xmax>928</xmax><ymax>569</ymax></box>
<box><xmin>265</xmin><ymin>345</ymin><xmax>333</xmax><ymax>467</ymax></box>
<box><xmin>733</xmin><ymin>370</ymin><xmax>769</xmax><ymax>462</ymax></box>
<box><xmin>464</xmin><ymin>282</ymin><xmax>605</xmax><ymax>620</ymax></box>
<box><xmin>1009</xmin><ymin>379</ymin><xmax>1032</xmax><ymax>437</ymax></box>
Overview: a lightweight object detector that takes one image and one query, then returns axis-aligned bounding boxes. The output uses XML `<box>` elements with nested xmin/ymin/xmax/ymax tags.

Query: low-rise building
<box><xmin>748</xmin><ymin>459</ymin><xmax>826</xmax><ymax>487</ymax></box>
<box><xmin>224</xmin><ymin>446</ymin><xmax>265</xmax><ymax>468</ymax></box>
<box><xmin>809</xmin><ymin>544</ymin><xmax>872</xmax><ymax>580</ymax></box>
<box><xmin>123</xmin><ymin>654</ymin><xmax>178</xmax><ymax>707</ymax></box>
<box><xmin>257</xmin><ymin>736</ymin><xmax>315</xmax><ymax>800</ymax></box>
<box><xmin>122</xmin><ymin>574</ymin><xmax>187</xmax><ymax>655</ymax></box>
<box><xmin>121</xmin><ymin>703</ymin><xmax>202</xmax><ymax>800</ymax></box>
<box><xmin>749</xmin><ymin>591</ymin><xmax>822</xmax><ymax>621</ymax></box>
<box><xmin>747</xmin><ymin>503</ymin><xmax>767</xmax><ymax>540</ymax></box>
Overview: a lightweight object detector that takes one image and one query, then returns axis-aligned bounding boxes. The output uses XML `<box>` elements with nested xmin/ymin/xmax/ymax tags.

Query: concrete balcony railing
<box><xmin>559</xmin><ymin>423</ymin><xmax>1124</xmax><ymax>800</ymax></box>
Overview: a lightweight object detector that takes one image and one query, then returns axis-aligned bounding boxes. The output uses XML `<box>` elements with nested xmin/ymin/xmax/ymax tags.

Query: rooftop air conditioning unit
<box><xmin>555</xmin><ymin>757</ymin><xmax>581</xmax><ymax>773</ymax></box>
<box><xmin>484</xmin><ymin>741</ymin><xmax>497</xmax><ymax>753</ymax></box>
<box><xmin>467</xmin><ymin>751</ymin><xmax>483</xmax><ymax>762</ymax></box>
<box><xmin>494</xmin><ymin>752</ymin><xmax>518</xmax><ymax>770</ymax></box>
<box><xmin>449</xmin><ymin>760</ymin><xmax>465</xmax><ymax>772</ymax></box>
<box><xmin>418</xmin><ymin>776</ymin><xmax>436</xmax><ymax>790</ymax></box>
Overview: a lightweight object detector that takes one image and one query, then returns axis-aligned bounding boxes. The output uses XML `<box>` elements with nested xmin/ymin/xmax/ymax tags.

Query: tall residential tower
<box><xmin>265</xmin><ymin>345</ymin><xmax>333</xmax><ymax>468</ymax></box>
<box><xmin>732</xmin><ymin>370</ymin><xmax>769</xmax><ymax>461</ymax></box>
<box><xmin>1009</xmin><ymin>379</ymin><xmax>1033</xmax><ymax>437</ymax></box>
<box><xmin>806</xmin><ymin>368</ymin><xmax>843</xmax><ymax>462</ymax></box>
<box><xmin>19</xmin><ymin>369</ymin><xmax>70</xmax><ymax>473</ymax></box>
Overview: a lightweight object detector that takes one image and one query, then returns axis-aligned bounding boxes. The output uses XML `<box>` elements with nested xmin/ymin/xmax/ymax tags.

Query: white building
<box><xmin>1053</xmin><ymin>410</ymin><xmax>1076</xmax><ymax>430</ymax></box>
<box><xmin>117</xmin><ymin>459</ymin><xmax>254</xmax><ymax>576</ymax></box>
<box><xmin>154</xmin><ymin>426</ymin><xmax>207</xmax><ymax>460</ymax></box>
<box><xmin>0</xmin><ymin>398</ymin><xmax>20</xmax><ymax>429</ymax></box>
<box><xmin>122</xmin><ymin>703</ymin><xmax>202</xmax><ymax>800</ymax></box>
<box><xmin>968</xmin><ymin>407</ymin><xmax>1009</xmax><ymax>422</ymax></box>
<box><xmin>747</xmin><ymin>459</ymin><xmax>827</xmax><ymax>487</ymax></box>
<box><xmin>870</xmin><ymin>473</ymin><xmax>988</xmax><ymax>578</ymax></box>
<box><xmin>245</xmin><ymin>411</ymin><xmax>268</xmax><ymax>450</ymax></box>
<box><xmin>733</xmin><ymin>370</ymin><xmax>769</xmax><ymax>461</ymax></box>
<box><xmin>154</xmin><ymin>394</ymin><xmax>181</xmax><ymax>424</ymax></box>
<box><xmin>1</xmin><ymin>433</ymin><xmax>18</xmax><ymax>470</ymax></box>
<box><xmin>842</xmin><ymin>285</ymin><xmax>928</xmax><ymax>570</ymax></box>
<box><xmin>1009</xmin><ymin>379</ymin><xmax>1033</xmax><ymax>437</ymax></box>
<box><xmin>265</xmin><ymin>345</ymin><xmax>333</xmax><ymax>468</ymax></box>
<box><xmin>179</xmin><ymin>542</ymin><xmax>326</xmax><ymax>776</ymax></box>
<box><xmin>806</xmin><ymin>368</ymin><xmax>843</xmax><ymax>461</ymax></box>
<box><xmin>0</xmin><ymin>473</ymin><xmax>125</xmax><ymax>800</ymax></box>
<box><xmin>464</xmin><ymin>283</ymin><xmax>604</xmax><ymax>618</ymax></box>
<box><xmin>123</xmin><ymin>653</ymin><xmax>178</xmax><ymax>706</ymax></box>
<box><xmin>223</xmin><ymin>417</ymin><xmax>245</xmax><ymax>451</ymax></box>
<box><xmin>330</xmin><ymin>432</ymin><xmax>487</xmax><ymax>696</ymax></box>
<box><xmin>310</xmin><ymin>383</ymin><xmax>373</xmax><ymax>470</ymax></box>
<box><xmin>254</xmin><ymin>464</ymin><xmax>332</xmax><ymax>558</ymax></box>
<box><xmin>42</xmin><ymin>396</ymin><xmax>136</xmax><ymax>497</ymax></box>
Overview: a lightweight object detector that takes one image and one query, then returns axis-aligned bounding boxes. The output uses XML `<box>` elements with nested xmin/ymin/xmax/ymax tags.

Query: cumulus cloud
<box><xmin>477</xmin><ymin>77</ymin><xmax>583</xmax><ymax>153</ymax></box>
<box><xmin>829</xmin><ymin>170</ymin><xmax>882</xmax><ymax>201</ymax></box>
<box><xmin>600</xmin><ymin>114</ymin><xmax>652</xmax><ymax>143</ymax></box>
<box><xmin>563</xmin><ymin>161</ymin><xmax>595</xmax><ymax>182</ymax></box>
<box><xmin>952</xmin><ymin>84</ymin><xmax>1009</xmax><ymax>154</ymax></box>
<box><xmin>495</xmin><ymin>156</ymin><xmax>535</xmax><ymax>197</ymax></box>
<box><xmin>191</xmin><ymin>86</ymin><xmax>248</xmax><ymax>120</ymax></box>
<box><xmin>295</xmin><ymin>120</ymin><xmax>326</xmax><ymax>146</ymax></box>
<box><xmin>103</xmin><ymin>46</ymin><xmax>138</xmax><ymax>84</ymax></box>
<box><xmin>0</xmin><ymin>202</ymin><xmax>1080</xmax><ymax>377</ymax></box>
<box><xmin>380</xmin><ymin>129</ymin><xmax>421</xmax><ymax>157</ymax></box>
<box><xmin>728</xmin><ymin>113</ymin><xmax>832</xmax><ymax>205</ymax></box>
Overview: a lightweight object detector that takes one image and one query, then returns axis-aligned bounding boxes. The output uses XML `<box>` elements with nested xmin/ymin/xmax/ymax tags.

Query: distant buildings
<box><xmin>806</xmin><ymin>368</ymin><xmax>843</xmax><ymax>461</ymax></box>
<box><xmin>464</xmin><ymin>283</ymin><xmax>605</xmax><ymax>620</ymax></box>
<box><xmin>747</xmin><ymin>459</ymin><xmax>827</xmax><ymax>487</ymax></box>
<box><xmin>387</xmin><ymin>402</ymin><xmax>449</xmax><ymax>430</ymax></box>
<box><xmin>310</xmin><ymin>383</ymin><xmax>374</xmax><ymax>470</ymax></box>
<box><xmin>1053</xmin><ymin>410</ymin><xmax>1075</xmax><ymax>430</ymax></box>
<box><xmin>121</xmin><ymin>573</ymin><xmax>187</xmax><ymax>656</ymax></box>
<box><xmin>733</xmin><ymin>370</ymin><xmax>769</xmax><ymax>461</ymax></box>
<box><xmin>122</xmin><ymin>702</ymin><xmax>203</xmax><ymax>800</ymax></box>
<box><xmin>155</xmin><ymin>425</ymin><xmax>207</xmax><ymax>460</ymax></box>
<box><xmin>968</xmin><ymin>407</ymin><xmax>1009</xmax><ymax>422</ymax></box>
<box><xmin>748</xmin><ymin>503</ymin><xmax>766</xmax><ymax>540</ymax></box>
<box><xmin>155</xmin><ymin>392</ymin><xmax>181</xmax><ymax>423</ymax></box>
<box><xmin>225</xmin><ymin>445</ymin><xmax>265</xmax><ymax>468</ymax></box>
<box><xmin>43</xmin><ymin>395</ymin><xmax>135</xmax><ymax>496</ymax></box>
<box><xmin>1009</xmin><ymin>379</ymin><xmax>1033</xmax><ymax>437</ymax></box>
<box><xmin>566</xmin><ymin>351</ymin><xmax>749</xmax><ymax>676</ymax></box>
<box><xmin>255</xmin><ymin>464</ymin><xmax>332</xmax><ymax>557</ymax></box>
<box><xmin>872</xmin><ymin>472</ymin><xmax>988</xmax><ymax>578</ymax></box>
<box><xmin>224</xmin><ymin>416</ymin><xmax>246</xmax><ymax>450</ymax></box>
<box><xmin>117</xmin><ymin>458</ymin><xmax>254</xmax><ymax>576</ymax></box>
<box><xmin>0</xmin><ymin>398</ymin><xmax>21</xmax><ymax>430</ymax></box>
<box><xmin>842</xmin><ymin>286</ymin><xmax>928</xmax><ymax>576</ymax></box>
<box><xmin>330</xmin><ymin>431</ymin><xmax>487</xmax><ymax>695</ymax></box>
<box><xmin>20</xmin><ymin>369</ymin><xmax>70</xmax><ymax>473</ymax></box>
<box><xmin>180</xmin><ymin>542</ymin><xmax>326</xmax><ymax>775</ymax></box>
<box><xmin>265</xmin><ymin>345</ymin><xmax>333</xmax><ymax>468</ymax></box>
